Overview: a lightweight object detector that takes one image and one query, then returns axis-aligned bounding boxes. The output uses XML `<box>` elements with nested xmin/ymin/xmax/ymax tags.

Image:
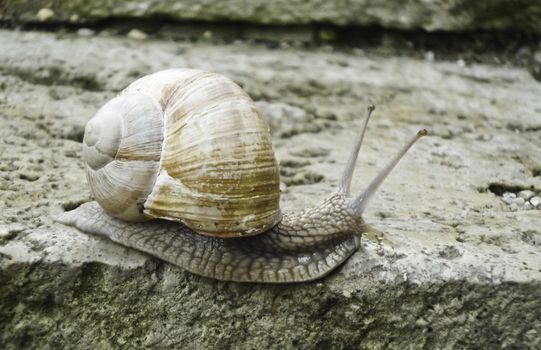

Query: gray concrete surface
<box><xmin>0</xmin><ymin>29</ymin><xmax>540</xmax><ymax>348</ymax></box>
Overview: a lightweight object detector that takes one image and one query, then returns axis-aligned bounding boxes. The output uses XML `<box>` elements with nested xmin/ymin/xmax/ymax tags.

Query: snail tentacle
<box><xmin>337</xmin><ymin>104</ymin><xmax>375</xmax><ymax>195</ymax></box>
<box><xmin>350</xmin><ymin>129</ymin><xmax>428</xmax><ymax>215</ymax></box>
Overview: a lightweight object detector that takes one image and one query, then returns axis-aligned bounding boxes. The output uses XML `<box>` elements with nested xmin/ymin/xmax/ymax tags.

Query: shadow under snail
<box><xmin>57</xmin><ymin>69</ymin><xmax>428</xmax><ymax>283</ymax></box>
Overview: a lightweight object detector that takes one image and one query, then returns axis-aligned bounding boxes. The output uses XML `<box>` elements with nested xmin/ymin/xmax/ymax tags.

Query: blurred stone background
<box><xmin>3</xmin><ymin>0</ymin><xmax>541</xmax><ymax>33</ymax></box>
<box><xmin>1</xmin><ymin>1</ymin><xmax>540</xmax><ymax>349</ymax></box>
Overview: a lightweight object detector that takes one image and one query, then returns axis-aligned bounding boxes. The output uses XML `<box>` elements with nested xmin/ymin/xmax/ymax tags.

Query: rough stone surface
<box><xmin>1</xmin><ymin>29</ymin><xmax>541</xmax><ymax>348</ymax></box>
<box><xmin>2</xmin><ymin>0</ymin><xmax>541</xmax><ymax>33</ymax></box>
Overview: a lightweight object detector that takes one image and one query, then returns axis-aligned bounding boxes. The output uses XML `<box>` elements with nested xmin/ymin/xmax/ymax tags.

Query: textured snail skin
<box><xmin>56</xmin><ymin>194</ymin><xmax>364</xmax><ymax>283</ymax></box>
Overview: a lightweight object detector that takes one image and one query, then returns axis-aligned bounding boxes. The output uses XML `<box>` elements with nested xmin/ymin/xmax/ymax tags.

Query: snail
<box><xmin>57</xmin><ymin>69</ymin><xmax>428</xmax><ymax>283</ymax></box>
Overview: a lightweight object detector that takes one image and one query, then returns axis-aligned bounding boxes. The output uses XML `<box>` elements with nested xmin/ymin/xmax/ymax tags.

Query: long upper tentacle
<box><xmin>337</xmin><ymin>104</ymin><xmax>375</xmax><ymax>194</ymax></box>
<box><xmin>350</xmin><ymin>129</ymin><xmax>428</xmax><ymax>216</ymax></box>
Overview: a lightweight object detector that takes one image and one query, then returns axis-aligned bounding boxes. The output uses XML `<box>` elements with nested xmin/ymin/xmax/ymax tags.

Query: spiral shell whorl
<box><xmin>83</xmin><ymin>93</ymin><xmax>164</xmax><ymax>221</ymax></box>
<box><xmin>83</xmin><ymin>109</ymin><xmax>121</xmax><ymax>170</ymax></box>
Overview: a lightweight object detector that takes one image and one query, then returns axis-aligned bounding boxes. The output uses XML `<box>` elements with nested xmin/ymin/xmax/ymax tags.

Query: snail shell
<box><xmin>82</xmin><ymin>69</ymin><xmax>281</xmax><ymax>238</ymax></box>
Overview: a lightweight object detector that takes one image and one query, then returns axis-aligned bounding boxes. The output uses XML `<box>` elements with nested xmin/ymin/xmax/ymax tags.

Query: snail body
<box><xmin>58</xmin><ymin>69</ymin><xmax>427</xmax><ymax>283</ymax></box>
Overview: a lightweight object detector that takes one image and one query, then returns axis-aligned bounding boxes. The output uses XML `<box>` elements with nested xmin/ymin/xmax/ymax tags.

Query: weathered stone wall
<box><xmin>2</xmin><ymin>0</ymin><xmax>541</xmax><ymax>33</ymax></box>
<box><xmin>1</xmin><ymin>28</ymin><xmax>540</xmax><ymax>348</ymax></box>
